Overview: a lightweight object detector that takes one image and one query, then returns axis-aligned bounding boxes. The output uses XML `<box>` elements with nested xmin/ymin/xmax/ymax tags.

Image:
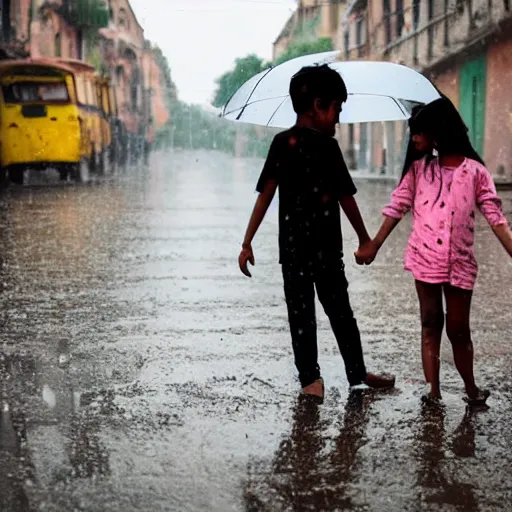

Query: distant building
<box><xmin>273</xmin><ymin>1</ymin><xmax>347</xmax><ymax>61</ymax></box>
<box><xmin>141</xmin><ymin>42</ymin><xmax>170</xmax><ymax>146</ymax></box>
<box><xmin>99</xmin><ymin>0</ymin><xmax>145</xmax><ymax>143</ymax></box>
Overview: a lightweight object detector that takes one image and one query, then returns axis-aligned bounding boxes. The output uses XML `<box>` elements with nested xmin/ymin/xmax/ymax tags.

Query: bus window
<box><xmin>75</xmin><ymin>75</ymin><xmax>87</xmax><ymax>104</ymax></box>
<box><xmin>85</xmin><ymin>79</ymin><xmax>96</xmax><ymax>107</ymax></box>
<box><xmin>101</xmin><ymin>85</ymin><xmax>110</xmax><ymax>114</ymax></box>
<box><xmin>2</xmin><ymin>81</ymin><xmax>70</xmax><ymax>103</ymax></box>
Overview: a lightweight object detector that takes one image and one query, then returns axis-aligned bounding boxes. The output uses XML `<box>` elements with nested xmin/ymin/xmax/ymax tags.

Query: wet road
<box><xmin>0</xmin><ymin>150</ymin><xmax>511</xmax><ymax>511</ymax></box>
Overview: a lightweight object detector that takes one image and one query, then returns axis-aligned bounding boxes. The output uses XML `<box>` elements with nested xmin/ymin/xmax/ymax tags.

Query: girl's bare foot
<box><xmin>421</xmin><ymin>392</ymin><xmax>443</xmax><ymax>406</ymax></box>
<box><xmin>463</xmin><ymin>388</ymin><xmax>490</xmax><ymax>406</ymax></box>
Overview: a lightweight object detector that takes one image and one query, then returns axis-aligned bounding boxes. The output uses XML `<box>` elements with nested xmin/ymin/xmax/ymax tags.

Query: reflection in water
<box><xmin>1</xmin><ymin>183</ymin><xmax>126</xmax><ymax>289</ymax></box>
<box><xmin>415</xmin><ymin>404</ymin><xmax>479</xmax><ymax>511</ymax></box>
<box><xmin>0</xmin><ymin>346</ymin><xmax>111</xmax><ymax>510</ymax></box>
<box><xmin>245</xmin><ymin>391</ymin><xmax>374</xmax><ymax>511</ymax></box>
<box><xmin>33</xmin><ymin>342</ymin><xmax>111</xmax><ymax>481</ymax></box>
<box><xmin>67</xmin><ymin>391</ymin><xmax>111</xmax><ymax>479</ymax></box>
<box><xmin>0</xmin><ymin>352</ymin><xmax>36</xmax><ymax>512</ymax></box>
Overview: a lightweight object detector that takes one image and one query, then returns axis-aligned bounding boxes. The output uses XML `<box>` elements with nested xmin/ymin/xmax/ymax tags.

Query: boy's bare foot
<box><xmin>302</xmin><ymin>378</ymin><xmax>324</xmax><ymax>399</ymax></box>
<box><xmin>365</xmin><ymin>372</ymin><xmax>395</xmax><ymax>389</ymax></box>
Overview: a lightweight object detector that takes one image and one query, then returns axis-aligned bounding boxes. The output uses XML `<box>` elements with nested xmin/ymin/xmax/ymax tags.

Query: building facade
<box><xmin>141</xmin><ymin>43</ymin><xmax>170</xmax><ymax>146</ymax></box>
<box><xmin>0</xmin><ymin>0</ymin><xmax>31</xmax><ymax>59</ymax></box>
<box><xmin>99</xmin><ymin>0</ymin><xmax>145</xmax><ymax>141</ymax></box>
<box><xmin>29</xmin><ymin>0</ymin><xmax>84</xmax><ymax>60</ymax></box>
<box><xmin>338</xmin><ymin>0</ymin><xmax>512</xmax><ymax>181</ymax></box>
<box><xmin>273</xmin><ymin>0</ymin><xmax>347</xmax><ymax>61</ymax></box>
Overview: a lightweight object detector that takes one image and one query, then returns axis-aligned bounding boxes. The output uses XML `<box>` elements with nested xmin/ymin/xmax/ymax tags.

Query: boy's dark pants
<box><xmin>282</xmin><ymin>257</ymin><xmax>367</xmax><ymax>388</ymax></box>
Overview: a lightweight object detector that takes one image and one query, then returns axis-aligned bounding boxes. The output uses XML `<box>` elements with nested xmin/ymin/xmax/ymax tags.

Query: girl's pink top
<box><xmin>383</xmin><ymin>157</ymin><xmax>508</xmax><ymax>290</ymax></box>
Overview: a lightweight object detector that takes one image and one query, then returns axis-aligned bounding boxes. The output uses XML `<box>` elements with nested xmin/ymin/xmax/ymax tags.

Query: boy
<box><xmin>238</xmin><ymin>65</ymin><xmax>395</xmax><ymax>399</ymax></box>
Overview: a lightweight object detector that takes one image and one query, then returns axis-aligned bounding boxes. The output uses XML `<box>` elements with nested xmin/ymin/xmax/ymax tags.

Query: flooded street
<box><xmin>0</xmin><ymin>149</ymin><xmax>511</xmax><ymax>511</ymax></box>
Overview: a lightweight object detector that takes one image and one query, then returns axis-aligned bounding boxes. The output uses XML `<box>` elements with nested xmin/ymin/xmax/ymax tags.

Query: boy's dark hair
<box><xmin>400</xmin><ymin>95</ymin><xmax>485</xmax><ymax>182</ymax></box>
<box><xmin>289</xmin><ymin>64</ymin><xmax>348</xmax><ymax>115</ymax></box>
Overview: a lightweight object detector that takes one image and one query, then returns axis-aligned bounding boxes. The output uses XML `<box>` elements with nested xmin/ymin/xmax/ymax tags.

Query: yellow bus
<box><xmin>0</xmin><ymin>59</ymin><xmax>87</xmax><ymax>184</ymax></box>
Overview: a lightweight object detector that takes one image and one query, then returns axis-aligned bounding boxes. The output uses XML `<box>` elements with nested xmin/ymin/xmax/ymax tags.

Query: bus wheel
<box><xmin>9</xmin><ymin>168</ymin><xmax>24</xmax><ymax>185</ymax></box>
<box><xmin>0</xmin><ymin>168</ymin><xmax>7</xmax><ymax>188</ymax></box>
<box><xmin>70</xmin><ymin>160</ymin><xmax>90</xmax><ymax>184</ymax></box>
<box><xmin>59</xmin><ymin>167</ymin><xmax>69</xmax><ymax>181</ymax></box>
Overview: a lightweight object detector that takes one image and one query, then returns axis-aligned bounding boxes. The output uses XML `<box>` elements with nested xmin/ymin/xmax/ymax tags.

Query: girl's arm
<box><xmin>475</xmin><ymin>167</ymin><xmax>512</xmax><ymax>257</ymax></box>
<box><xmin>374</xmin><ymin>216</ymin><xmax>402</xmax><ymax>250</ymax></box>
<box><xmin>491</xmin><ymin>224</ymin><xmax>512</xmax><ymax>257</ymax></box>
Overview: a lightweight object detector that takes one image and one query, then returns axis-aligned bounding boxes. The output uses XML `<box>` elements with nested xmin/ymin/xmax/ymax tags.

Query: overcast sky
<box><xmin>129</xmin><ymin>0</ymin><xmax>296</xmax><ymax>105</ymax></box>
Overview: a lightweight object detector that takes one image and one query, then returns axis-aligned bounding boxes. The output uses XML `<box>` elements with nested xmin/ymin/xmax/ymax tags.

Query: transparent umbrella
<box><xmin>220</xmin><ymin>51</ymin><xmax>441</xmax><ymax>127</ymax></box>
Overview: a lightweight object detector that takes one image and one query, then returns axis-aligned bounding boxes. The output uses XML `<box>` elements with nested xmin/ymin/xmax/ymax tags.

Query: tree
<box><xmin>212</xmin><ymin>38</ymin><xmax>334</xmax><ymax>109</ymax></box>
<box><xmin>273</xmin><ymin>37</ymin><xmax>333</xmax><ymax>66</ymax></box>
<box><xmin>212</xmin><ymin>54</ymin><xmax>268</xmax><ymax>108</ymax></box>
<box><xmin>152</xmin><ymin>45</ymin><xmax>178</xmax><ymax>102</ymax></box>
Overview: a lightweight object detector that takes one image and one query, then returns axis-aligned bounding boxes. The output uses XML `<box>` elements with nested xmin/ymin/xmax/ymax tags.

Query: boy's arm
<box><xmin>239</xmin><ymin>179</ymin><xmax>278</xmax><ymax>277</ymax></box>
<box><xmin>242</xmin><ymin>179</ymin><xmax>278</xmax><ymax>247</ymax></box>
<box><xmin>339</xmin><ymin>195</ymin><xmax>370</xmax><ymax>245</ymax></box>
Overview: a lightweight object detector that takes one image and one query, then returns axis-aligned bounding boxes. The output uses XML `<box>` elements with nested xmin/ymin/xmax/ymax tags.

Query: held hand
<box><xmin>238</xmin><ymin>244</ymin><xmax>255</xmax><ymax>277</ymax></box>
<box><xmin>354</xmin><ymin>239</ymin><xmax>378</xmax><ymax>265</ymax></box>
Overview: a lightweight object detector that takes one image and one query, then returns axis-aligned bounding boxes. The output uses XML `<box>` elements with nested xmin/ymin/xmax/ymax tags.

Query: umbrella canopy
<box><xmin>220</xmin><ymin>51</ymin><xmax>441</xmax><ymax>127</ymax></box>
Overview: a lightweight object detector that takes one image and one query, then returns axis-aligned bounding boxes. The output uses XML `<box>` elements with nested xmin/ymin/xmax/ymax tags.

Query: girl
<box><xmin>356</xmin><ymin>97</ymin><xmax>512</xmax><ymax>405</ymax></box>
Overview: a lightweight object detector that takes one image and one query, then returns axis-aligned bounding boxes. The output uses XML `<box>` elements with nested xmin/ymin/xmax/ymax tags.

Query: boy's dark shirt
<box><xmin>256</xmin><ymin>125</ymin><xmax>357</xmax><ymax>265</ymax></box>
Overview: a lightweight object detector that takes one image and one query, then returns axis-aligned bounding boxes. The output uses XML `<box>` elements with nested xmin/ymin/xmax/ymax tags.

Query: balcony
<box><xmin>368</xmin><ymin>0</ymin><xmax>512</xmax><ymax>72</ymax></box>
<box><xmin>57</xmin><ymin>0</ymin><xmax>109</xmax><ymax>29</ymax></box>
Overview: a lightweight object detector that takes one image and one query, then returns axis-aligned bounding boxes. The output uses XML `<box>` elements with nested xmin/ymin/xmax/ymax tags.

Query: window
<box><xmin>55</xmin><ymin>32</ymin><xmax>61</xmax><ymax>57</ymax></box>
<box><xmin>444</xmin><ymin>0</ymin><xmax>449</xmax><ymax>46</ymax></box>
<box><xmin>131</xmin><ymin>83</ymin><xmax>138</xmax><ymax>109</ymax></box>
<box><xmin>383</xmin><ymin>0</ymin><xmax>391</xmax><ymax>45</ymax></box>
<box><xmin>356</xmin><ymin>17</ymin><xmax>365</xmax><ymax>56</ymax></box>
<box><xmin>428</xmin><ymin>0</ymin><xmax>434</xmax><ymax>19</ymax></box>
<box><xmin>396</xmin><ymin>0</ymin><xmax>404</xmax><ymax>38</ymax></box>
<box><xmin>118</xmin><ymin>8</ymin><xmax>127</xmax><ymax>28</ymax></box>
<box><xmin>77</xmin><ymin>30</ymin><xmax>83</xmax><ymax>60</ymax></box>
<box><xmin>428</xmin><ymin>0</ymin><xmax>434</xmax><ymax>59</ymax></box>
<box><xmin>3</xmin><ymin>82</ymin><xmax>70</xmax><ymax>103</ymax></box>
<box><xmin>413</xmin><ymin>0</ymin><xmax>420</xmax><ymax>29</ymax></box>
<box><xmin>1</xmin><ymin>0</ymin><xmax>11</xmax><ymax>42</ymax></box>
<box><xmin>329</xmin><ymin>2</ymin><xmax>340</xmax><ymax>32</ymax></box>
<box><xmin>344</xmin><ymin>30</ymin><xmax>349</xmax><ymax>58</ymax></box>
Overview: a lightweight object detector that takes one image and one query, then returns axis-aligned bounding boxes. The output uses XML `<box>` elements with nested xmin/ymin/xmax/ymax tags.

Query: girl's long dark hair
<box><xmin>399</xmin><ymin>95</ymin><xmax>485</xmax><ymax>183</ymax></box>
<box><xmin>400</xmin><ymin>105</ymin><xmax>433</xmax><ymax>182</ymax></box>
